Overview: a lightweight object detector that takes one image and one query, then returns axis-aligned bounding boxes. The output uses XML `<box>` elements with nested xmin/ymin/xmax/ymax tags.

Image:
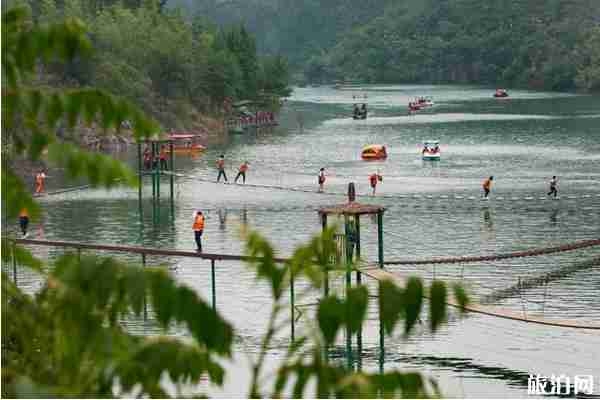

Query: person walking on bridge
<box><xmin>216</xmin><ymin>154</ymin><xmax>228</xmax><ymax>183</ymax></box>
<box><xmin>482</xmin><ymin>176</ymin><xmax>493</xmax><ymax>199</ymax></box>
<box><xmin>235</xmin><ymin>161</ymin><xmax>249</xmax><ymax>184</ymax></box>
<box><xmin>35</xmin><ymin>169</ymin><xmax>47</xmax><ymax>194</ymax></box>
<box><xmin>318</xmin><ymin>168</ymin><xmax>326</xmax><ymax>193</ymax></box>
<box><xmin>369</xmin><ymin>171</ymin><xmax>382</xmax><ymax>195</ymax></box>
<box><xmin>192</xmin><ymin>210</ymin><xmax>205</xmax><ymax>252</ymax></box>
<box><xmin>19</xmin><ymin>207</ymin><xmax>29</xmax><ymax>238</ymax></box>
<box><xmin>547</xmin><ymin>176</ymin><xmax>558</xmax><ymax>198</ymax></box>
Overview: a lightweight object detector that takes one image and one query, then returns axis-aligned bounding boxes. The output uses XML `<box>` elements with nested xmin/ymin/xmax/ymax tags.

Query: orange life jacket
<box><xmin>369</xmin><ymin>174</ymin><xmax>378</xmax><ymax>185</ymax></box>
<box><xmin>19</xmin><ymin>208</ymin><xmax>29</xmax><ymax>218</ymax></box>
<box><xmin>192</xmin><ymin>215</ymin><xmax>205</xmax><ymax>231</ymax></box>
<box><xmin>483</xmin><ymin>179</ymin><xmax>491</xmax><ymax>190</ymax></box>
<box><xmin>239</xmin><ymin>163</ymin><xmax>248</xmax><ymax>172</ymax></box>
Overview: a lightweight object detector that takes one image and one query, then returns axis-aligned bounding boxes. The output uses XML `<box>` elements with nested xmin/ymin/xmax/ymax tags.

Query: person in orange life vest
<box><xmin>159</xmin><ymin>145</ymin><xmax>168</xmax><ymax>170</ymax></box>
<box><xmin>369</xmin><ymin>171</ymin><xmax>382</xmax><ymax>195</ymax></box>
<box><xmin>216</xmin><ymin>154</ymin><xmax>228</xmax><ymax>182</ymax></box>
<box><xmin>19</xmin><ymin>208</ymin><xmax>30</xmax><ymax>237</ymax></box>
<box><xmin>35</xmin><ymin>170</ymin><xmax>47</xmax><ymax>194</ymax></box>
<box><xmin>235</xmin><ymin>161</ymin><xmax>249</xmax><ymax>184</ymax></box>
<box><xmin>192</xmin><ymin>211</ymin><xmax>205</xmax><ymax>252</ymax></box>
<box><xmin>318</xmin><ymin>168</ymin><xmax>326</xmax><ymax>192</ymax></box>
<box><xmin>482</xmin><ymin>176</ymin><xmax>493</xmax><ymax>198</ymax></box>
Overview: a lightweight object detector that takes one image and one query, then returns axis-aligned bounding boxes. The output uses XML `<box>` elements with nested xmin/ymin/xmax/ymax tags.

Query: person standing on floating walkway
<box><xmin>482</xmin><ymin>176</ymin><xmax>493</xmax><ymax>199</ymax></box>
<box><xmin>547</xmin><ymin>176</ymin><xmax>559</xmax><ymax>198</ymax></box>
<box><xmin>192</xmin><ymin>210</ymin><xmax>205</xmax><ymax>252</ymax></box>
<box><xmin>318</xmin><ymin>168</ymin><xmax>326</xmax><ymax>192</ymax></box>
<box><xmin>235</xmin><ymin>161</ymin><xmax>249</xmax><ymax>184</ymax></box>
<box><xmin>19</xmin><ymin>207</ymin><xmax>29</xmax><ymax>238</ymax></box>
<box><xmin>216</xmin><ymin>155</ymin><xmax>228</xmax><ymax>182</ymax></box>
<box><xmin>35</xmin><ymin>169</ymin><xmax>47</xmax><ymax>194</ymax></box>
<box><xmin>369</xmin><ymin>171</ymin><xmax>382</xmax><ymax>195</ymax></box>
<box><xmin>159</xmin><ymin>145</ymin><xmax>168</xmax><ymax>170</ymax></box>
<box><xmin>143</xmin><ymin>146</ymin><xmax>152</xmax><ymax>170</ymax></box>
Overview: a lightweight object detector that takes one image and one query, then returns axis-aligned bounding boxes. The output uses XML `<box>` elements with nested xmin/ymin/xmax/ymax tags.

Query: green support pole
<box><xmin>290</xmin><ymin>268</ymin><xmax>295</xmax><ymax>342</ymax></box>
<box><xmin>377</xmin><ymin>209</ymin><xmax>384</xmax><ymax>374</ymax></box>
<box><xmin>137</xmin><ymin>143</ymin><xmax>143</xmax><ymax>221</ymax></box>
<box><xmin>377</xmin><ymin>210</ymin><xmax>384</xmax><ymax>268</ymax></box>
<box><xmin>321</xmin><ymin>214</ymin><xmax>329</xmax><ymax>297</ymax></box>
<box><xmin>321</xmin><ymin>213</ymin><xmax>329</xmax><ymax>364</ymax></box>
<box><xmin>12</xmin><ymin>243</ymin><xmax>17</xmax><ymax>284</ymax></box>
<box><xmin>142</xmin><ymin>253</ymin><xmax>147</xmax><ymax>321</ymax></box>
<box><xmin>156</xmin><ymin>146</ymin><xmax>160</xmax><ymax>203</ymax></box>
<box><xmin>355</xmin><ymin>216</ymin><xmax>362</xmax><ymax>371</ymax></box>
<box><xmin>344</xmin><ymin>215</ymin><xmax>353</xmax><ymax>370</ymax></box>
<box><xmin>211</xmin><ymin>259</ymin><xmax>216</xmax><ymax>310</ymax></box>
<box><xmin>169</xmin><ymin>141</ymin><xmax>174</xmax><ymax>217</ymax></box>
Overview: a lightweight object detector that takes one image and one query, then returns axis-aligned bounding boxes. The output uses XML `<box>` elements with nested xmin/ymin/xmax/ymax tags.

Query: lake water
<box><xmin>7</xmin><ymin>85</ymin><xmax>600</xmax><ymax>398</ymax></box>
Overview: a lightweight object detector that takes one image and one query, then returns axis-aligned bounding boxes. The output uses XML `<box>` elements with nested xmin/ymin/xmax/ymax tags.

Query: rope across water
<box><xmin>383</xmin><ymin>239</ymin><xmax>600</xmax><ymax>265</ymax></box>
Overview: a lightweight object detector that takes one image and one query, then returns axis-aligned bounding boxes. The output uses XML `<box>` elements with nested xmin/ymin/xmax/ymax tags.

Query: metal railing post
<box><xmin>12</xmin><ymin>242</ymin><xmax>17</xmax><ymax>284</ymax></box>
<box><xmin>142</xmin><ymin>253</ymin><xmax>147</xmax><ymax>321</ymax></box>
<box><xmin>211</xmin><ymin>259</ymin><xmax>216</xmax><ymax>310</ymax></box>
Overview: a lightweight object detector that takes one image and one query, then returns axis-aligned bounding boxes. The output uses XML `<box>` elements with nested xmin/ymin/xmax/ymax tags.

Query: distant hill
<box><xmin>170</xmin><ymin>0</ymin><xmax>600</xmax><ymax>91</ymax></box>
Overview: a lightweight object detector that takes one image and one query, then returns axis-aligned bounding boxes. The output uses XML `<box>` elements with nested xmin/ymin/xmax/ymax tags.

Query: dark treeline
<box><xmin>175</xmin><ymin>0</ymin><xmax>600</xmax><ymax>92</ymax></box>
<box><xmin>5</xmin><ymin>0</ymin><xmax>291</xmax><ymax>128</ymax></box>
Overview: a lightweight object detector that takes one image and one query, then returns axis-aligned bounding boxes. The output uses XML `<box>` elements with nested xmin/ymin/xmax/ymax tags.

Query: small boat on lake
<box><xmin>362</xmin><ymin>144</ymin><xmax>388</xmax><ymax>160</ymax></box>
<box><xmin>494</xmin><ymin>89</ymin><xmax>509</xmax><ymax>98</ymax></box>
<box><xmin>167</xmin><ymin>133</ymin><xmax>206</xmax><ymax>154</ymax></box>
<box><xmin>422</xmin><ymin>140</ymin><xmax>441</xmax><ymax>161</ymax></box>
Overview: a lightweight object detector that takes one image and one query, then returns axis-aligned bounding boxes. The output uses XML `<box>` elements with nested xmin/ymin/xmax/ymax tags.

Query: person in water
<box><xmin>318</xmin><ymin>168</ymin><xmax>326</xmax><ymax>192</ymax></box>
<box><xmin>369</xmin><ymin>171</ymin><xmax>382</xmax><ymax>195</ymax></box>
<box><xmin>547</xmin><ymin>176</ymin><xmax>558</xmax><ymax>198</ymax></box>
<box><xmin>482</xmin><ymin>176</ymin><xmax>494</xmax><ymax>198</ymax></box>
<box><xmin>19</xmin><ymin>207</ymin><xmax>29</xmax><ymax>237</ymax></box>
<box><xmin>235</xmin><ymin>161</ymin><xmax>249</xmax><ymax>184</ymax></box>
<box><xmin>192</xmin><ymin>210</ymin><xmax>205</xmax><ymax>252</ymax></box>
<box><xmin>360</xmin><ymin>103</ymin><xmax>367</xmax><ymax>117</ymax></box>
<box><xmin>35</xmin><ymin>170</ymin><xmax>47</xmax><ymax>194</ymax></box>
<box><xmin>216</xmin><ymin>155</ymin><xmax>227</xmax><ymax>182</ymax></box>
<box><xmin>353</xmin><ymin>104</ymin><xmax>359</xmax><ymax>118</ymax></box>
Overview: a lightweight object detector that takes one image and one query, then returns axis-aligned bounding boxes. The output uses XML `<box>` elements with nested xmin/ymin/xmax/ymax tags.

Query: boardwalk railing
<box><xmin>10</xmin><ymin>237</ymin><xmax>600</xmax><ymax>331</ymax></box>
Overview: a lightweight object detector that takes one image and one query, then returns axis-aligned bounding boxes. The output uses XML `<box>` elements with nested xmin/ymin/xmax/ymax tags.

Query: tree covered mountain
<box><xmin>174</xmin><ymin>0</ymin><xmax>600</xmax><ymax>91</ymax></box>
<box><xmin>3</xmin><ymin>0</ymin><xmax>291</xmax><ymax>129</ymax></box>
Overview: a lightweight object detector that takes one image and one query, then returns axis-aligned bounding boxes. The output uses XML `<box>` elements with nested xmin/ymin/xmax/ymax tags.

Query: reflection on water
<box><xmin>5</xmin><ymin>85</ymin><xmax>600</xmax><ymax>398</ymax></box>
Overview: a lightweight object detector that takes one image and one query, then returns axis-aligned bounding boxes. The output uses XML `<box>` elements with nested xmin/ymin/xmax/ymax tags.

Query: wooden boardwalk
<box><xmin>358</xmin><ymin>265</ymin><xmax>600</xmax><ymax>330</ymax></box>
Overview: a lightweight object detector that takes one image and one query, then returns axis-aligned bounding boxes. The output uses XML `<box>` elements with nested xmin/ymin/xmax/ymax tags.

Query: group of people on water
<box><xmin>482</xmin><ymin>176</ymin><xmax>559</xmax><ymax>199</ymax></box>
<box><xmin>143</xmin><ymin>145</ymin><xmax>169</xmax><ymax>170</ymax></box>
<box><xmin>318</xmin><ymin>167</ymin><xmax>383</xmax><ymax>195</ymax></box>
<box><xmin>215</xmin><ymin>154</ymin><xmax>249</xmax><ymax>184</ymax></box>
<box><xmin>240</xmin><ymin>111</ymin><xmax>275</xmax><ymax>126</ymax></box>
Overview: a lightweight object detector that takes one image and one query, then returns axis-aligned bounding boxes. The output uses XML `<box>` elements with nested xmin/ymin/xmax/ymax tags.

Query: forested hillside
<box><xmin>3</xmin><ymin>0</ymin><xmax>291</xmax><ymax>129</ymax></box>
<box><xmin>176</xmin><ymin>0</ymin><xmax>600</xmax><ymax>91</ymax></box>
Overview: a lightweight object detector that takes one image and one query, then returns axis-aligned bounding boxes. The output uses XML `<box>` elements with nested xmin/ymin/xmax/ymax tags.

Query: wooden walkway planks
<box><xmin>358</xmin><ymin>266</ymin><xmax>600</xmax><ymax>330</ymax></box>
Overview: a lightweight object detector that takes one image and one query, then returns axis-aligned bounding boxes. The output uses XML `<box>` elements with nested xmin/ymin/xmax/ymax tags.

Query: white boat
<box><xmin>417</xmin><ymin>97</ymin><xmax>435</xmax><ymax>107</ymax></box>
<box><xmin>422</xmin><ymin>140</ymin><xmax>441</xmax><ymax>161</ymax></box>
